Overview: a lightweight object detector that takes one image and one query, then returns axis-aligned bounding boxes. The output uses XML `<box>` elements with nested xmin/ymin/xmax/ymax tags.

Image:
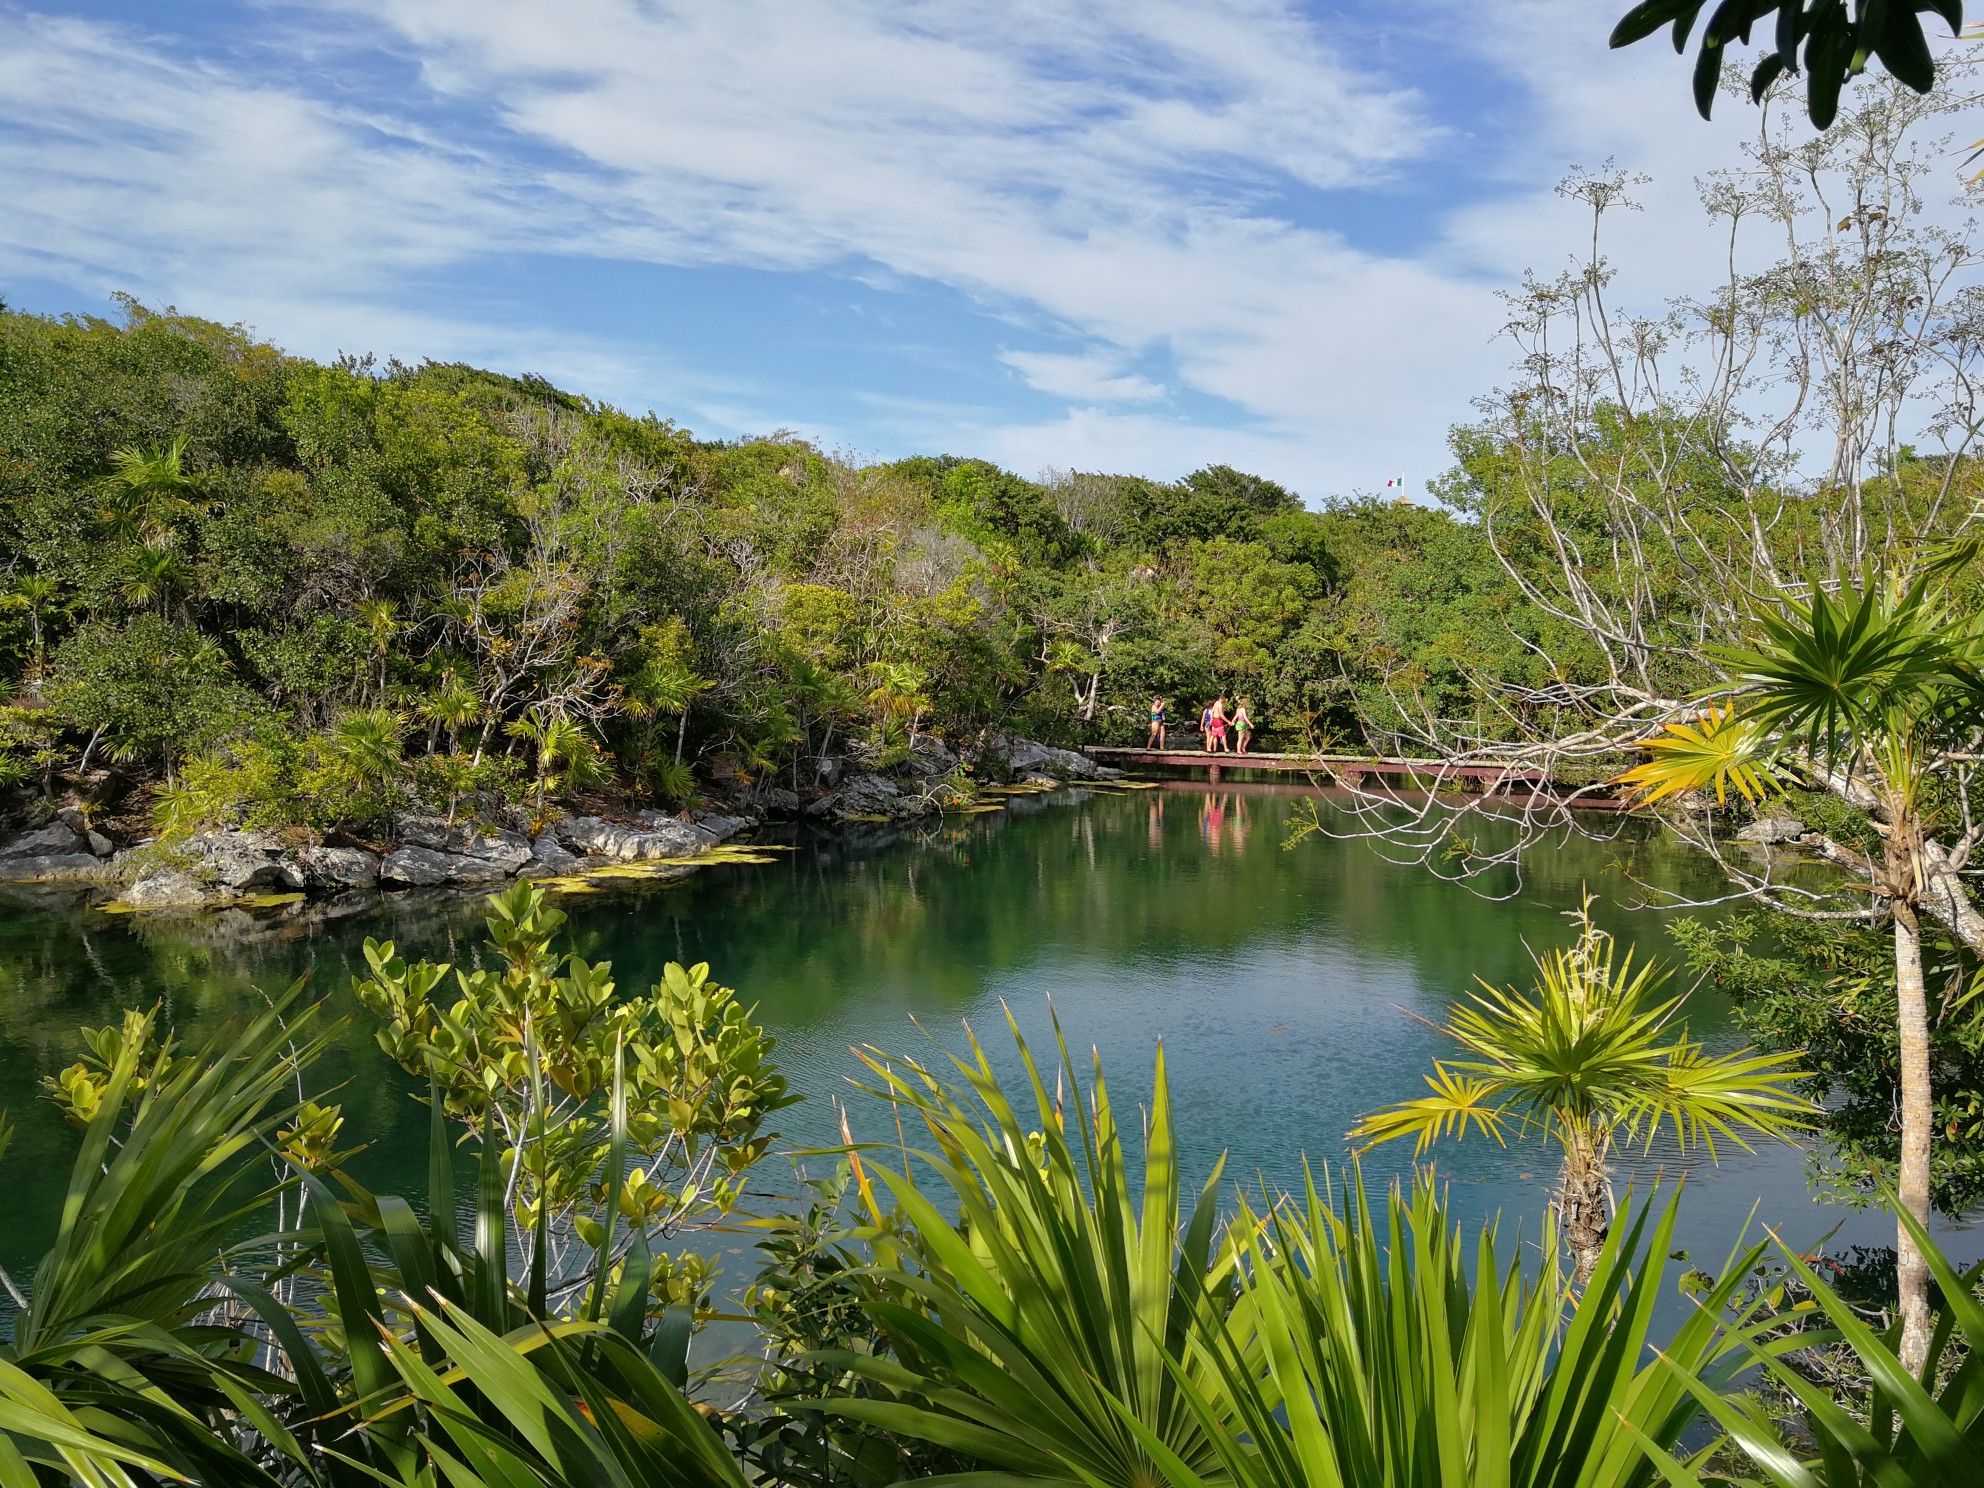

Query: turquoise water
<box><xmin>0</xmin><ymin>782</ymin><xmax>1962</xmax><ymax>1295</ymax></box>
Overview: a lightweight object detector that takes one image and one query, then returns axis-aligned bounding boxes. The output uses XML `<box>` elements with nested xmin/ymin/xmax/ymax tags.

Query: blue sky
<box><xmin>1</xmin><ymin>0</ymin><xmax>1788</xmax><ymax>498</ymax></box>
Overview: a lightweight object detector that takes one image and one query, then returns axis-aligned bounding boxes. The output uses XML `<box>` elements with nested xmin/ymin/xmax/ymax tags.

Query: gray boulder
<box><xmin>555</xmin><ymin>815</ymin><xmax>704</xmax><ymax>861</ymax></box>
<box><xmin>693</xmin><ymin>812</ymin><xmax>750</xmax><ymax>843</ymax></box>
<box><xmin>1736</xmin><ymin>816</ymin><xmax>1806</xmax><ymax>846</ymax></box>
<box><xmin>85</xmin><ymin>829</ymin><xmax>114</xmax><ymax>857</ymax></box>
<box><xmin>0</xmin><ymin>852</ymin><xmax>107</xmax><ymax>881</ymax></box>
<box><xmin>520</xmin><ymin>832</ymin><xmax>583</xmax><ymax>877</ymax></box>
<box><xmin>903</xmin><ymin>737</ymin><xmax>960</xmax><ymax>778</ymax></box>
<box><xmin>399</xmin><ymin>816</ymin><xmax>532</xmax><ymax>871</ymax></box>
<box><xmin>203</xmin><ymin>846</ymin><xmax>303</xmax><ymax>895</ymax></box>
<box><xmin>996</xmin><ymin>737</ymin><xmax>1118</xmax><ymax>782</ymax></box>
<box><xmin>122</xmin><ymin>869</ymin><xmax>206</xmax><ymax>908</ymax></box>
<box><xmin>380</xmin><ymin>846</ymin><xmax>510</xmax><ymax>887</ymax></box>
<box><xmin>175</xmin><ymin>829</ymin><xmax>305</xmax><ymax>895</ymax></box>
<box><xmin>302</xmin><ymin>846</ymin><xmax>380</xmax><ymax>890</ymax></box>
<box><xmin>810</xmin><ymin>773</ymin><xmax>916</xmax><ymax>821</ymax></box>
<box><xmin>0</xmin><ymin>821</ymin><xmax>85</xmax><ymax>859</ymax></box>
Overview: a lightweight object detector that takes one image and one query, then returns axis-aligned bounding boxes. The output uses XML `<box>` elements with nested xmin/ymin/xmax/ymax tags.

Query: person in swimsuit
<box><xmin>1147</xmin><ymin>695</ymin><xmax>1167</xmax><ymax>748</ymax></box>
<box><xmin>1200</xmin><ymin>701</ymin><xmax>1215</xmax><ymax>753</ymax></box>
<box><xmin>1232</xmin><ymin>696</ymin><xmax>1253</xmax><ymax>755</ymax></box>
<box><xmin>1208</xmin><ymin>695</ymin><xmax>1230</xmax><ymax>753</ymax></box>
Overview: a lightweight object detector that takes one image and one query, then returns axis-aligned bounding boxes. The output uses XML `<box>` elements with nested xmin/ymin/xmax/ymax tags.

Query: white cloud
<box><xmin>12</xmin><ymin>0</ymin><xmax>1955</xmax><ymax>497</ymax></box>
<box><xmin>999</xmin><ymin>349</ymin><xmax>1166</xmax><ymax>402</ymax></box>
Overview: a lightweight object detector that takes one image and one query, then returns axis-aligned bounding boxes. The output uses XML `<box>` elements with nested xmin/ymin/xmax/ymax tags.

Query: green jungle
<box><xmin>8</xmin><ymin>14</ymin><xmax>1984</xmax><ymax>1488</ymax></box>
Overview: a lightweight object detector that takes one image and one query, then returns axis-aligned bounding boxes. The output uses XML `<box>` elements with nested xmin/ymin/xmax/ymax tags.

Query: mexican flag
<box><xmin>1385</xmin><ymin>475</ymin><xmax>1405</xmax><ymax>488</ymax></box>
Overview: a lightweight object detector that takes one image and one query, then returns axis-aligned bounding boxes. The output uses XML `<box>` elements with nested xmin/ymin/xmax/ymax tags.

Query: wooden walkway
<box><xmin>1080</xmin><ymin>746</ymin><xmax>1628</xmax><ymax>810</ymax></box>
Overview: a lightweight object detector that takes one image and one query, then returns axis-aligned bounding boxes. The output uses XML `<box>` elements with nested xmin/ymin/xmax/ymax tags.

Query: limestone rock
<box><xmin>122</xmin><ymin>869</ymin><xmax>206</xmax><ymax>908</ymax></box>
<box><xmin>809</xmin><ymin>772</ymin><xmax>921</xmax><ymax>821</ymax></box>
<box><xmin>0</xmin><ymin>852</ymin><xmax>107</xmax><ymax>881</ymax></box>
<box><xmin>554</xmin><ymin>815</ymin><xmax>704</xmax><ymax>861</ymax></box>
<box><xmin>991</xmin><ymin>736</ymin><xmax>1120</xmax><ymax>782</ymax></box>
<box><xmin>1736</xmin><ymin>816</ymin><xmax>1806</xmax><ymax>845</ymax></box>
<box><xmin>693</xmin><ymin>812</ymin><xmax>750</xmax><ymax>843</ymax></box>
<box><xmin>398</xmin><ymin>815</ymin><xmax>532</xmax><ymax>871</ymax></box>
<box><xmin>0</xmin><ymin>821</ymin><xmax>85</xmax><ymax>859</ymax></box>
<box><xmin>520</xmin><ymin>833</ymin><xmax>582</xmax><ymax>877</ymax></box>
<box><xmin>380</xmin><ymin>846</ymin><xmax>510</xmax><ymax>887</ymax></box>
<box><xmin>302</xmin><ymin>846</ymin><xmax>381</xmax><ymax>890</ymax></box>
<box><xmin>85</xmin><ymin>829</ymin><xmax>114</xmax><ymax>857</ymax></box>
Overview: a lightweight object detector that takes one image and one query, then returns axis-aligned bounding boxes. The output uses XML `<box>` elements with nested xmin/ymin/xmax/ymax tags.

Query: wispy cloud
<box><xmin>2</xmin><ymin>0</ymin><xmax>1875</xmax><ymax>494</ymax></box>
<box><xmin>1000</xmin><ymin>349</ymin><xmax>1166</xmax><ymax>402</ymax></box>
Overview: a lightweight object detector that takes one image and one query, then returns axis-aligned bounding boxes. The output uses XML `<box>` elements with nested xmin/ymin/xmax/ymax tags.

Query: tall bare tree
<box><xmin>1310</xmin><ymin>63</ymin><xmax>1984</xmax><ymax>1369</ymax></box>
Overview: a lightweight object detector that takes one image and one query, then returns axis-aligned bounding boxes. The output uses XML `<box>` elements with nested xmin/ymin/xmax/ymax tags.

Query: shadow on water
<box><xmin>2</xmin><ymin>782</ymin><xmax>1973</xmax><ymax>1317</ymax></box>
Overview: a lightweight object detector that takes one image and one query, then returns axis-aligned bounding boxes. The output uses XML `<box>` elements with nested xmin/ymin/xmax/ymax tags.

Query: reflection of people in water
<box><xmin>1231</xmin><ymin>794</ymin><xmax>1251</xmax><ymax>852</ymax></box>
<box><xmin>1202</xmin><ymin>792</ymin><xmax>1228</xmax><ymax>855</ymax></box>
<box><xmin>1148</xmin><ymin>793</ymin><xmax>1164</xmax><ymax>850</ymax></box>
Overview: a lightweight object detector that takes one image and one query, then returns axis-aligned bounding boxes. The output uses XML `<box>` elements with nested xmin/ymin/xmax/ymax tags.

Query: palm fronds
<box><xmin>818</xmin><ymin>1013</ymin><xmax>1232</xmax><ymax>1488</ymax></box>
<box><xmin>1163</xmin><ymin>1175</ymin><xmax>1787</xmax><ymax>1488</ymax></box>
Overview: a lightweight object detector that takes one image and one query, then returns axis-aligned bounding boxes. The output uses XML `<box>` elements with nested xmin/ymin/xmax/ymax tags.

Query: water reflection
<box><xmin>1</xmin><ymin>782</ymin><xmax>1974</xmax><ymax>1294</ymax></box>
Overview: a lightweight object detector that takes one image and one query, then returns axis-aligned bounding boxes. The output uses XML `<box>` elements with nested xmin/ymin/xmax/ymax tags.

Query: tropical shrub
<box><xmin>817</xmin><ymin>1016</ymin><xmax>1234</xmax><ymax>1488</ymax></box>
<box><xmin>1353</xmin><ymin>901</ymin><xmax>1815</xmax><ymax>1279</ymax></box>
<box><xmin>354</xmin><ymin>881</ymin><xmax>795</xmax><ymax>1319</ymax></box>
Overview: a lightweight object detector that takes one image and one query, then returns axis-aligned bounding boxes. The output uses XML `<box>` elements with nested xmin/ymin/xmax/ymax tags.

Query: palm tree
<box><xmin>117</xmin><ymin>547</ymin><xmax>188</xmax><ymax>617</ymax></box>
<box><xmin>2</xmin><ymin>573</ymin><xmax>58</xmax><ymax>687</ymax></box>
<box><xmin>625</xmin><ymin>619</ymin><xmax>712</xmax><ymax>767</ymax></box>
<box><xmin>1352</xmin><ymin>901</ymin><xmax>1814</xmax><ymax>1282</ymax></box>
<box><xmin>329</xmin><ymin>706</ymin><xmax>405</xmax><ymax>806</ymax></box>
<box><xmin>420</xmin><ymin>675</ymin><xmax>482</xmax><ymax>755</ymax></box>
<box><xmin>96</xmin><ymin>438</ymin><xmax>204</xmax><ymax>546</ymax></box>
<box><xmin>506</xmin><ymin>712</ymin><xmax>609</xmax><ymax>814</ymax></box>
<box><xmin>865</xmin><ymin>658</ymin><xmax>932</xmax><ymax>744</ymax></box>
<box><xmin>1615</xmin><ymin>573</ymin><xmax>1981</xmax><ymax>1370</ymax></box>
<box><xmin>353</xmin><ymin>596</ymin><xmax>401</xmax><ymax>702</ymax></box>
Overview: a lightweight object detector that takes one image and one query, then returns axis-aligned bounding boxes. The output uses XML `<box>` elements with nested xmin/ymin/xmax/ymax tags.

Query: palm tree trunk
<box><xmin>1893</xmin><ymin>896</ymin><xmax>1935</xmax><ymax>1375</ymax></box>
<box><xmin>1559</xmin><ymin>1139</ymin><xmax>1609</xmax><ymax>1286</ymax></box>
<box><xmin>675</xmin><ymin>707</ymin><xmax>689</xmax><ymax>767</ymax></box>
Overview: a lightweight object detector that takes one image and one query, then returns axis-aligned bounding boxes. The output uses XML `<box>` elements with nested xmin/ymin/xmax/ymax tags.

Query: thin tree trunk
<box><xmin>675</xmin><ymin>708</ymin><xmax>689</xmax><ymax>767</ymax></box>
<box><xmin>1559</xmin><ymin>1145</ymin><xmax>1609</xmax><ymax>1287</ymax></box>
<box><xmin>1893</xmin><ymin>896</ymin><xmax>1935</xmax><ymax>1374</ymax></box>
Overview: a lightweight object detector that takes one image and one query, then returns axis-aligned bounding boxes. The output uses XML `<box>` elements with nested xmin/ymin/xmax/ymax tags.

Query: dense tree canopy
<box><xmin>0</xmin><ymin>299</ymin><xmax>1628</xmax><ymax>838</ymax></box>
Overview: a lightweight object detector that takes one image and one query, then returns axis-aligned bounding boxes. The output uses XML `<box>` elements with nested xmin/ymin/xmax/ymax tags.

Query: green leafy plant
<box><xmin>1617</xmin><ymin>574</ymin><xmax>1983</xmax><ymax>1368</ymax></box>
<box><xmin>1642</xmin><ymin>1197</ymin><xmax>1984</xmax><ymax>1488</ymax></box>
<box><xmin>2</xmin><ymin>991</ymin><xmax>329</xmax><ymax>1487</ymax></box>
<box><xmin>1162</xmin><ymin>1175</ymin><xmax>1793</xmax><ymax>1488</ymax></box>
<box><xmin>354</xmin><ymin>882</ymin><xmax>795</xmax><ymax>1321</ymax></box>
<box><xmin>817</xmin><ymin>1016</ymin><xmax>1235</xmax><ymax>1488</ymax></box>
<box><xmin>1608</xmin><ymin>0</ymin><xmax>1963</xmax><ymax>129</ymax></box>
<box><xmin>1353</xmin><ymin>900</ymin><xmax>1814</xmax><ymax>1280</ymax></box>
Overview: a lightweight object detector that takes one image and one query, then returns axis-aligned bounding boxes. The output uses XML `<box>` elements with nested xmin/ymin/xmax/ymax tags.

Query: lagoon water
<box><xmin>2</xmin><ymin>781</ymin><xmax>1970</xmax><ymax>1298</ymax></box>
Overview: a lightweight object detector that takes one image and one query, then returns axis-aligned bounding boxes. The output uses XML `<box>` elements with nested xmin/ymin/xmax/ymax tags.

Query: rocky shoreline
<box><xmin>0</xmin><ymin>734</ymin><xmax>1121</xmax><ymax>913</ymax></box>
